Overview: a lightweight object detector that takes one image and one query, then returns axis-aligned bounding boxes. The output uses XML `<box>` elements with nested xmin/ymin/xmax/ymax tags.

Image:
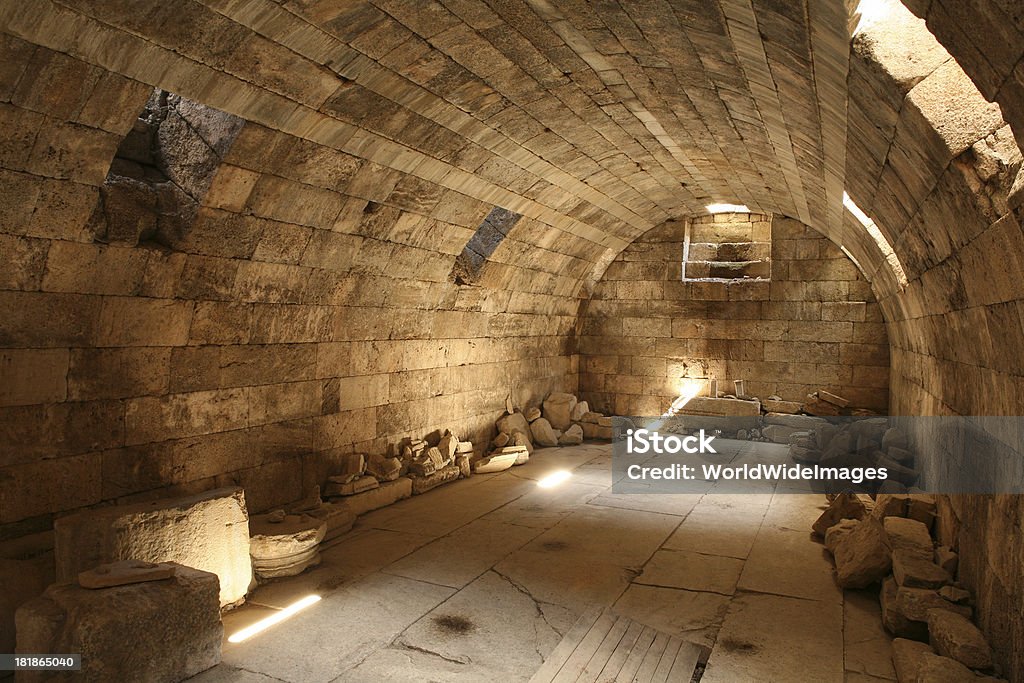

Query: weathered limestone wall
<box><xmin>846</xmin><ymin>7</ymin><xmax>1024</xmax><ymax>677</ymax></box>
<box><xmin>0</xmin><ymin>43</ymin><xmax>583</xmax><ymax>536</ymax></box>
<box><xmin>579</xmin><ymin>214</ymin><xmax>888</xmax><ymax>416</ymax></box>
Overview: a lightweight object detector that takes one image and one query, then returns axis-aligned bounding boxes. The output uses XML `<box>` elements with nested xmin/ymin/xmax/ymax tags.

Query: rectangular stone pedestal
<box><xmin>54</xmin><ymin>487</ymin><xmax>252</xmax><ymax>607</ymax></box>
<box><xmin>16</xmin><ymin>564</ymin><xmax>221</xmax><ymax>683</ymax></box>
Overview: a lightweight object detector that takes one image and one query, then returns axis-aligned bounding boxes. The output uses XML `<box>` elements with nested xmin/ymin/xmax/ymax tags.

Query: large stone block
<box><xmin>831</xmin><ymin>516</ymin><xmax>892</xmax><ymax>588</ymax></box>
<box><xmin>15</xmin><ymin>563</ymin><xmax>221</xmax><ymax>683</ymax></box>
<box><xmin>542</xmin><ymin>392</ymin><xmax>576</xmax><ymax>430</ymax></box>
<box><xmin>680</xmin><ymin>397</ymin><xmax>761</xmax><ymax>417</ymax></box>
<box><xmin>54</xmin><ymin>487</ymin><xmax>252</xmax><ymax>607</ymax></box>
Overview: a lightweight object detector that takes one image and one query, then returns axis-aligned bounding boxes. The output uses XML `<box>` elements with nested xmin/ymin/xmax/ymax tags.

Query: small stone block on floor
<box><xmin>16</xmin><ymin>563</ymin><xmax>221</xmax><ymax>683</ymax></box>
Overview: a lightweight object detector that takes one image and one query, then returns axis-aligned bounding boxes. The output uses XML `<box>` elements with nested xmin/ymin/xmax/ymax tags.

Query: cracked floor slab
<box><xmin>193</xmin><ymin>443</ymin><xmax>889</xmax><ymax>682</ymax></box>
<box><xmin>393</xmin><ymin>570</ymin><xmax>576</xmax><ymax>681</ymax></box>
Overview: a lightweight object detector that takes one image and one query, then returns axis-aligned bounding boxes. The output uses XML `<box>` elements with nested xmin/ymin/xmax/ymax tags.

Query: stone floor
<box><xmin>190</xmin><ymin>440</ymin><xmax>894</xmax><ymax>683</ymax></box>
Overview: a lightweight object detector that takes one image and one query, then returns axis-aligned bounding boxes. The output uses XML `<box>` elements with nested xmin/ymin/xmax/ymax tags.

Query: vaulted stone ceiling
<box><xmin>0</xmin><ymin>0</ymin><xmax>852</xmax><ymax>250</ymax></box>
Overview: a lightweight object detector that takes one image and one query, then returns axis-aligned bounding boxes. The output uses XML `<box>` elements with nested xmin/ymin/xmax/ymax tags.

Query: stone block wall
<box><xmin>0</xmin><ymin>43</ymin><xmax>586</xmax><ymax>537</ymax></box>
<box><xmin>847</xmin><ymin>8</ymin><xmax>1024</xmax><ymax>676</ymax></box>
<box><xmin>579</xmin><ymin>215</ymin><xmax>889</xmax><ymax>416</ymax></box>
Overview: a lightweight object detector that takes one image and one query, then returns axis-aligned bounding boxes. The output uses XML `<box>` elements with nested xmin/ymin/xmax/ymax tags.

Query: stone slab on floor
<box><xmin>222</xmin><ymin>572</ymin><xmax>455</xmax><ymax>683</ymax></box>
<box><xmin>612</xmin><ymin>584</ymin><xmax>730</xmax><ymax>650</ymax></box>
<box><xmin>737</xmin><ymin>524</ymin><xmax>842</xmax><ymax>603</ymax></box>
<box><xmin>701</xmin><ymin>593</ymin><xmax>844</xmax><ymax>683</ymax></box>
<box><xmin>635</xmin><ymin>549</ymin><xmax>744</xmax><ymax>595</ymax></box>
<box><xmin>54</xmin><ymin>487</ymin><xmax>252</xmax><ymax>607</ymax></box>
<box><xmin>394</xmin><ymin>570</ymin><xmax>575</xmax><ymax>681</ymax></box>
<box><xmin>383</xmin><ymin>518</ymin><xmax>542</xmax><ymax>588</ymax></box>
<box><xmin>16</xmin><ymin>564</ymin><xmax>221</xmax><ymax>683</ymax></box>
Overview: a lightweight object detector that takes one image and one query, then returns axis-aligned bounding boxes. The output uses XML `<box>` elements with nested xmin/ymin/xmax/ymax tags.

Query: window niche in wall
<box><xmin>450</xmin><ymin>206</ymin><xmax>522</xmax><ymax>286</ymax></box>
<box><xmin>88</xmin><ymin>89</ymin><xmax>244</xmax><ymax>248</ymax></box>
<box><xmin>681</xmin><ymin>211</ymin><xmax>772</xmax><ymax>301</ymax></box>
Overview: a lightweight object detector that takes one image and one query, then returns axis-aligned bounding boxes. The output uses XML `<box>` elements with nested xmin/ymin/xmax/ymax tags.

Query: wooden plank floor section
<box><xmin>530</xmin><ymin>607</ymin><xmax>702</xmax><ymax>683</ymax></box>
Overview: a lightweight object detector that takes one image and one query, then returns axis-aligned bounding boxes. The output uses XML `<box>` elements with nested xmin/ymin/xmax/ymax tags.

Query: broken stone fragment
<box><xmin>873</xmin><ymin>493</ymin><xmax>910</xmax><ymax>519</ymax></box>
<box><xmin>580</xmin><ymin>411</ymin><xmax>603</xmax><ymax>423</ymax></box>
<box><xmin>887</xmin><ymin>446</ymin><xmax>914</xmax><ymax>464</ymax></box>
<box><xmin>818</xmin><ymin>390</ymin><xmax>849</xmax><ymax>407</ymax></box>
<box><xmin>812</xmin><ymin>492</ymin><xmax>870</xmax><ymax>538</ymax></box>
<box><xmin>438</xmin><ymin>432</ymin><xmax>459</xmax><ymax>461</ymax></box>
<box><xmin>906</xmin><ymin>494</ymin><xmax>937</xmax><ymax>527</ymax></box>
<box><xmin>332</xmin><ymin>479</ymin><xmax>411</xmax><ymax>517</ymax></box>
<box><xmin>455</xmin><ymin>454</ymin><xmax>471</xmax><ymax>477</ymax></box>
<box><xmin>249</xmin><ymin>514</ymin><xmax>327</xmax><ymax>579</ymax></box>
<box><xmin>831</xmin><ymin>516</ymin><xmax>892</xmax><ymax>588</ymax></box>
<box><xmin>570</xmin><ymin>400</ymin><xmax>589</xmax><ymax>421</ymax></box>
<box><xmin>542</xmin><ymin>392</ymin><xmax>577</xmax><ymax>431</ymax></box>
<box><xmin>558</xmin><ymin>423</ymin><xmax>584</xmax><ymax>446</ymax></box>
<box><xmin>78</xmin><ymin>560</ymin><xmax>177</xmax><ymax>589</ymax></box>
<box><xmin>763</xmin><ymin>398</ymin><xmax>801</xmax><ymax>414</ymax></box>
<box><xmin>882</xmin><ymin>577</ymin><xmax>971</xmax><ymax>639</ymax></box>
<box><xmin>939</xmin><ymin>585</ymin><xmax>970</xmax><ymax>604</ymax></box>
<box><xmin>496</xmin><ymin>411</ymin><xmax>532</xmax><ymax>444</ymax></box>
<box><xmin>762</xmin><ymin>423</ymin><xmax>800</xmax><ymax>444</ymax></box>
<box><xmin>365</xmin><ymin>453</ymin><xmax>402</xmax><ymax>482</ymax></box>
<box><xmin>803</xmin><ymin>396</ymin><xmax>841</xmax><ymax>416</ymax></box>
<box><xmin>898</xmin><ymin>585</ymin><xmax>971</xmax><ymax>623</ymax></box>
<box><xmin>325</xmin><ymin>474</ymin><xmax>380</xmax><ymax>497</ymax></box>
<box><xmin>891</xmin><ymin>637</ymin><xmax>932</xmax><ymax>682</ymax></box>
<box><xmin>17</xmin><ymin>564</ymin><xmax>222</xmax><ymax>683</ymax></box>
<box><xmin>881</xmin><ymin>577</ymin><xmax>927</xmax><ymax>640</ymax></box>
<box><xmin>882</xmin><ymin>427</ymin><xmax>909</xmax><ymax>451</ymax></box>
<box><xmin>510</xmin><ymin>430</ymin><xmax>533</xmax><ymax>456</ymax></box>
<box><xmin>425</xmin><ymin>446</ymin><xmax>447</xmax><ymax>469</ymax></box>
<box><xmin>525</xmin><ymin>406</ymin><xmax>542</xmax><ymax>422</ymax></box>
<box><xmin>790</xmin><ymin>445</ymin><xmax>821</xmax><ymax>463</ymax></box>
<box><xmin>882</xmin><ymin>517</ymin><xmax>934</xmax><ymax>560</ymax></box>
<box><xmin>934</xmin><ymin>546</ymin><xmax>958</xmax><ymax>575</ymax></box>
<box><xmin>914</xmin><ymin>652</ymin><xmax>979</xmax><ymax>683</ymax></box>
<box><xmin>411</xmin><ymin>464</ymin><xmax>461</xmax><ymax>494</ymax></box>
<box><xmin>597</xmin><ymin>416</ymin><xmax>614</xmax><ymax>427</ymax></box>
<box><xmin>765</xmin><ymin>413</ymin><xmax>830</xmax><ymax>430</ymax></box>
<box><xmin>456</xmin><ymin>440</ymin><xmax>474</xmax><ymax>454</ymax></box>
<box><xmin>407</xmin><ymin>458</ymin><xmax>436</xmax><ymax>477</ymax></box>
<box><xmin>473</xmin><ymin>451</ymin><xmax>519</xmax><ymax>473</ymax></box>
<box><xmin>893</xmin><ymin>549</ymin><xmax>951</xmax><ymax>589</ymax></box>
<box><xmin>531</xmin><ymin>417</ymin><xmax>559</xmax><ymax>447</ymax></box>
<box><xmin>492</xmin><ymin>432</ymin><xmax>510</xmax><ymax>448</ymax></box>
<box><xmin>927</xmin><ymin>608</ymin><xmax>993</xmax><ymax>670</ymax></box>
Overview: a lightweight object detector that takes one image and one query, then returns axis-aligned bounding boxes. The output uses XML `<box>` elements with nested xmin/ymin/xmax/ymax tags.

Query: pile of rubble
<box><xmin>780</xmin><ymin>418</ymin><xmax>919</xmax><ymax>492</ymax></box>
<box><xmin>814</xmin><ymin>491</ymin><xmax>1006</xmax><ymax>681</ymax></box>
<box><xmin>700</xmin><ymin>377</ymin><xmax>873</xmax><ymax>419</ymax></box>
<box><xmin>474</xmin><ymin>392</ymin><xmax>613</xmax><ymax>473</ymax></box>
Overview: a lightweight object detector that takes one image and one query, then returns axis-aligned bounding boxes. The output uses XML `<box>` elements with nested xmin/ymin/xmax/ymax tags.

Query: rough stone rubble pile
<box><xmin>696</xmin><ymin>378</ymin><xmax>875</xmax><ymax>419</ymax></box>
<box><xmin>473</xmin><ymin>392</ymin><xmax>613</xmax><ymax>473</ymax></box>
<box><xmin>810</xmin><ymin>456</ymin><xmax>1006</xmax><ymax>680</ymax></box>
<box><xmin>772</xmin><ymin>416</ymin><xmax>919</xmax><ymax>492</ymax></box>
<box><xmin>6</xmin><ymin>390</ymin><xmax>613</xmax><ymax>680</ymax></box>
